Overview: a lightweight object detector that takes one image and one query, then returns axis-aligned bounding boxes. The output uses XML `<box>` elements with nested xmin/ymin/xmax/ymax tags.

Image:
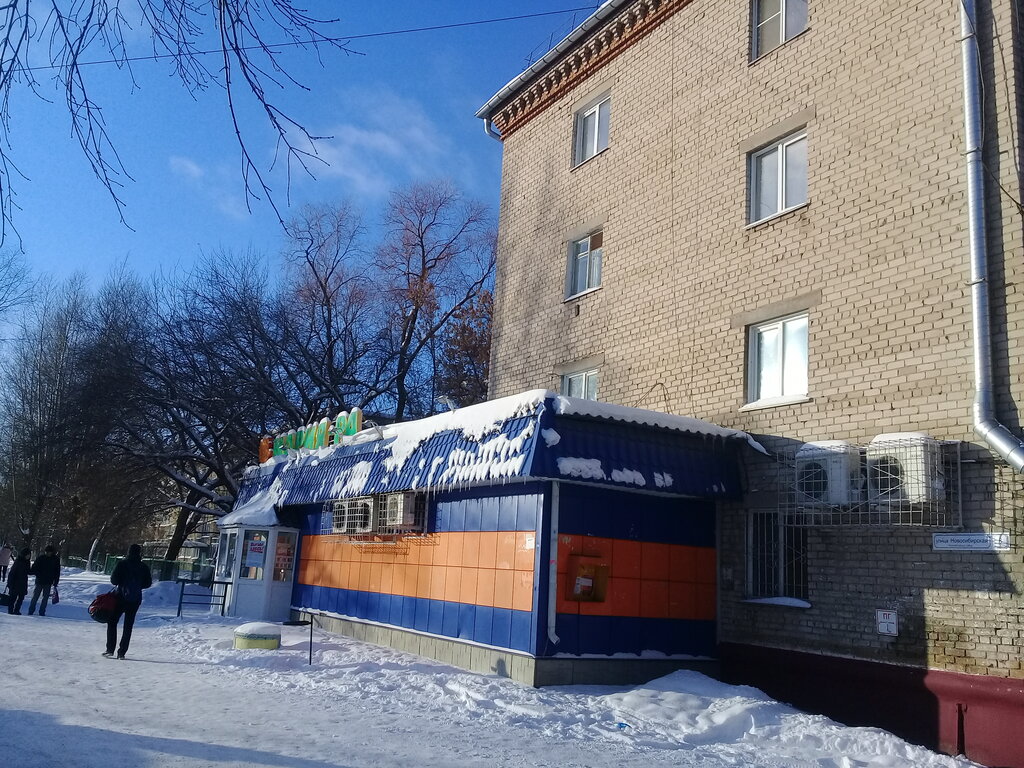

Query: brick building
<box><xmin>476</xmin><ymin>0</ymin><xmax>1024</xmax><ymax>765</ymax></box>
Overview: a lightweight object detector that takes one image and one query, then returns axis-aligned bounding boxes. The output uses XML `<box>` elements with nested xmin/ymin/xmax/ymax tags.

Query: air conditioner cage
<box><xmin>866</xmin><ymin>433</ymin><xmax>944</xmax><ymax>506</ymax></box>
<box><xmin>794</xmin><ymin>441</ymin><xmax>862</xmax><ymax>506</ymax></box>
<box><xmin>379</xmin><ymin>492</ymin><xmax>426</xmax><ymax>534</ymax></box>
<box><xmin>330</xmin><ymin>497</ymin><xmax>375</xmax><ymax>535</ymax></box>
<box><xmin>781</xmin><ymin>437</ymin><xmax>961</xmax><ymax>527</ymax></box>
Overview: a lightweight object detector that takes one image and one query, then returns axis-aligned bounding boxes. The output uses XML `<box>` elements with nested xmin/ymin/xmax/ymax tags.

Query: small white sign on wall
<box><xmin>932</xmin><ymin>532</ymin><xmax>1010</xmax><ymax>551</ymax></box>
<box><xmin>876</xmin><ymin>610</ymin><xmax>898</xmax><ymax>636</ymax></box>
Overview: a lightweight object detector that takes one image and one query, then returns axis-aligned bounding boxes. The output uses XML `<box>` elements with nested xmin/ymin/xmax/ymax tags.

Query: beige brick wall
<box><xmin>488</xmin><ymin>0</ymin><xmax>1024</xmax><ymax>678</ymax></box>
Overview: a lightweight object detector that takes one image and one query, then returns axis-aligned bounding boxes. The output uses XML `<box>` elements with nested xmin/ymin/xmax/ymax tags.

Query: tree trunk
<box><xmin>163</xmin><ymin>507</ymin><xmax>191</xmax><ymax>564</ymax></box>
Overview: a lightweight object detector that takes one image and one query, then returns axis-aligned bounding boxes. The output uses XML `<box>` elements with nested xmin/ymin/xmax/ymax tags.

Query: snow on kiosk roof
<box><xmin>222</xmin><ymin>391</ymin><xmax>764</xmax><ymax>526</ymax></box>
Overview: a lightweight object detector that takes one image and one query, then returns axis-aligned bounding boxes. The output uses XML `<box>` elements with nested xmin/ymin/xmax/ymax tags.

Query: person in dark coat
<box><xmin>6</xmin><ymin>548</ymin><xmax>31</xmax><ymax>615</ymax></box>
<box><xmin>28</xmin><ymin>545</ymin><xmax>60</xmax><ymax>616</ymax></box>
<box><xmin>105</xmin><ymin>544</ymin><xmax>153</xmax><ymax>659</ymax></box>
<box><xmin>0</xmin><ymin>542</ymin><xmax>12</xmax><ymax>580</ymax></box>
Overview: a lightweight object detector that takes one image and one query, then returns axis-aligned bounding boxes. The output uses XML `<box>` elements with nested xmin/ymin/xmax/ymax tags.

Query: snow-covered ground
<box><xmin>0</xmin><ymin>570</ymin><xmax>982</xmax><ymax>768</ymax></box>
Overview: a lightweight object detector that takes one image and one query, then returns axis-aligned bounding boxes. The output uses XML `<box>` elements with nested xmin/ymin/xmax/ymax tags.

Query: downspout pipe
<box><xmin>482</xmin><ymin>118</ymin><xmax>502</xmax><ymax>142</ymax></box>
<box><xmin>961</xmin><ymin>0</ymin><xmax>1024</xmax><ymax>471</ymax></box>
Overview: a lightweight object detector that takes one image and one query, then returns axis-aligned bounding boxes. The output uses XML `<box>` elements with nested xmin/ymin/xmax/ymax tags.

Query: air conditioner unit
<box><xmin>382</xmin><ymin>492</ymin><xmax>424</xmax><ymax>531</ymax></box>
<box><xmin>331</xmin><ymin>498</ymin><xmax>374</xmax><ymax>534</ymax></box>
<box><xmin>795</xmin><ymin>441</ymin><xmax>861</xmax><ymax>505</ymax></box>
<box><xmin>866</xmin><ymin>433</ymin><xmax>944</xmax><ymax>505</ymax></box>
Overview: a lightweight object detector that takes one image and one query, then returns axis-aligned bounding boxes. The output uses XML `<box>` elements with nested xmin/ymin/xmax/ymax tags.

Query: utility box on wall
<box><xmin>566</xmin><ymin>555</ymin><xmax>610</xmax><ymax>602</ymax></box>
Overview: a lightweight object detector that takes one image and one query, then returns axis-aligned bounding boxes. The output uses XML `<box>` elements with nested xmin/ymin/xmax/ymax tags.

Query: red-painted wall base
<box><xmin>719</xmin><ymin>643</ymin><xmax>1024</xmax><ymax>768</ymax></box>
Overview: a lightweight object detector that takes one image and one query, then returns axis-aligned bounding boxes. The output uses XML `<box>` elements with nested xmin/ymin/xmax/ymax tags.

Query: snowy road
<box><xmin>0</xmin><ymin>571</ymin><xmax>980</xmax><ymax>768</ymax></box>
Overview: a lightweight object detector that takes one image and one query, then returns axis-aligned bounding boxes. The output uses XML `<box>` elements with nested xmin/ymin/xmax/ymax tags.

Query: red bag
<box><xmin>51</xmin><ymin>586</ymin><xmax>59</xmax><ymax>605</ymax></box>
<box><xmin>88</xmin><ymin>591</ymin><xmax>120</xmax><ymax>623</ymax></box>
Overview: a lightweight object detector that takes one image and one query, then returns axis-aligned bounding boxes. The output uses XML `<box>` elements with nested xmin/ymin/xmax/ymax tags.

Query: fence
<box><xmin>103</xmin><ymin>555</ymin><xmax>215</xmax><ymax>582</ymax></box>
<box><xmin>63</xmin><ymin>556</ymin><xmax>103</xmax><ymax>573</ymax></box>
<box><xmin>176</xmin><ymin>579</ymin><xmax>230</xmax><ymax>617</ymax></box>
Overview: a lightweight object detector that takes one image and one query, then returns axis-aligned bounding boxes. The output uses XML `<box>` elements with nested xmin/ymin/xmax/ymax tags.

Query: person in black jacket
<box><xmin>27</xmin><ymin>545</ymin><xmax>60</xmax><ymax>616</ymax></box>
<box><xmin>6</xmin><ymin>548</ymin><xmax>31</xmax><ymax>615</ymax></box>
<box><xmin>105</xmin><ymin>544</ymin><xmax>153</xmax><ymax>659</ymax></box>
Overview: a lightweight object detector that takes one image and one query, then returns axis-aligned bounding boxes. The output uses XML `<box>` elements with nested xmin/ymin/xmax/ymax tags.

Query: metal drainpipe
<box><xmin>482</xmin><ymin>118</ymin><xmax>502</xmax><ymax>142</ymax></box>
<box><xmin>547</xmin><ymin>481</ymin><xmax>560</xmax><ymax>647</ymax></box>
<box><xmin>961</xmin><ymin>0</ymin><xmax>1024</xmax><ymax>471</ymax></box>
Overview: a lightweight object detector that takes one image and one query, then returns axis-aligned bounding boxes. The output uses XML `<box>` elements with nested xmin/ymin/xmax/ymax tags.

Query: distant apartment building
<box><xmin>476</xmin><ymin>1</ymin><xmax>1024</xmax><ymax>765</ymax></box>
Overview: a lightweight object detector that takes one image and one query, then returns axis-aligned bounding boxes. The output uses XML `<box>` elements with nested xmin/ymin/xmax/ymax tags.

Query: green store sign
<box><xmin>263</xmin><ymin>408</ymin><xmax>364</xmax><ymax>462</ymax></box>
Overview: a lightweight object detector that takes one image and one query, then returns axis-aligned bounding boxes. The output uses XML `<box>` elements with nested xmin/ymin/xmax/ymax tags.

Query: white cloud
<box><xmin>169</xmin><ymin>156</ymin><xmax>205</xmax><ymax>180</ymax></box>
<box><xmin>168</xmin><ymin>155</ymin><xmax>249</xmax><ymax>221</ymax></box>
<box><xmin>309</xmin><ymin>87</ymin><xmax>455</xmax><ymax>199</ymax></box>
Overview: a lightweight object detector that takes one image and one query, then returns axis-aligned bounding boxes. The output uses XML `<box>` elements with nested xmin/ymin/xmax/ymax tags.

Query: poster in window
<box><xmin>244</xmin><ymin>538</ymin><xmax>266</xmax><ymax>569</ymax></box>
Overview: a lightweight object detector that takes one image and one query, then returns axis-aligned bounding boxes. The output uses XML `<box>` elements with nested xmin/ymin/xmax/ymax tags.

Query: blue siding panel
<box><xmin>474</xmin><ymin>606</ymin><xmax>494</xmax><ymax>646</ymax></box>
<box><xmin>293</xmin><ymin>584</ymin><xmax>535</xmax><ymax>652</ymax></box>
<box><xmin>510</xmin><ymin>610</ymin><xmax>533</xmax><ymax>653</ymax></box>
<box><xmin>414</xmin><ymin>597</ymin><xmax>430</xmax><ymax>632</ymax></box>
<box><xmin>557</xmin><ymin>483</ymin><xmax>716</xmax><ymax>546</ymax></box>
<box><xmin>548</xmin><ymin>615</ymin><xmax>717</xmax><ymax>658</ymax></box>
<box><xmin>427</xmin><ymin>600</ymin><xmax>444</xmax><ymax>635</ymax></box>
<box><xmin>442</xmin><ymin>601</ymin><xmax>459</xmax><ymax>637</ymax></box>
<box><xmin>480</xmin><ymin>496</ymin><xmax>499</xmax><ymax>531</ymax></box>
<box><xmin>491</xmin><ymin>607</ymin><xmax>512</xmax><ymax>649</ymax></box>
<box><xmin>457</xmin><ymin>603</ymin><xmax>475</xmax><ymax>640</ymax></box>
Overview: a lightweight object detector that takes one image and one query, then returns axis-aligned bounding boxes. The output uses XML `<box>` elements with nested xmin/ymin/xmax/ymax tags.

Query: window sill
<box><xmin>742</xmin><ymin>597</ymin><xmax>811</xmax><ymax>609</ymax></box>
<box><xmin>748</xmin><ymin>27</ymin><xmax>811</xmax><ymax>66</ymax></box>
<box><xmin>564</xmin><ymin>286</ymin><xmax>602</xmax><ymax>302</ymax></box>
<box><xmin>745</xmin><ymin>201</ymin><xmax>809</xmax><ymax>229</ymax></box>
<box><xmin>570</xmin><ymin>146</ymin><xmax>609</xmax><ymax>172</ymax></box>
<box><xmin>739</xmin><ymin>395</ymin><xmax>811</xmax><ymax>412</ymax></box>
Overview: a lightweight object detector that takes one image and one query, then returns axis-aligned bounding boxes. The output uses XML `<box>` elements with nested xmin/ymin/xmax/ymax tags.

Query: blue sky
<box><xmin>10</xmin><ymin>2</ymin><xmax>598</xmax><ymax>282</ymax></box>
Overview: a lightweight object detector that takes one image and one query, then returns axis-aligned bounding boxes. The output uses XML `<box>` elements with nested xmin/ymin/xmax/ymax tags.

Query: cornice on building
<box><xmin>478</xmin><ymin>0</ymin><xmax>690</xmax><ymax>139</ymax></box>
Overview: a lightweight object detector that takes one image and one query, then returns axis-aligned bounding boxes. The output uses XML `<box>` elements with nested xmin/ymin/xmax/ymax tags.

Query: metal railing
<box><xmin>176</xmin><ymin>578</ymin><xmax>231</xmax><ymax>617</ymax></box>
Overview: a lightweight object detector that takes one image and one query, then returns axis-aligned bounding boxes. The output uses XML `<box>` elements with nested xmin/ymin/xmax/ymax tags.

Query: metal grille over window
<box><xmin>748</xmin><ymin>510</ymin><xmax>808</xmax><ymax>600</ymax></box>
<box><xmin>782</xmin><ymin>436</ymin><xmax>962</xmax><ymax>527</ymax></box>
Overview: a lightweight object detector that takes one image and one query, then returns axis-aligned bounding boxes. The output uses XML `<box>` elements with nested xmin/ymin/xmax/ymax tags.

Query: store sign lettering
<box><xmin>260</xmin><ymin>408</ymin><xmax>363</xmax><ymax>463</ymax></box>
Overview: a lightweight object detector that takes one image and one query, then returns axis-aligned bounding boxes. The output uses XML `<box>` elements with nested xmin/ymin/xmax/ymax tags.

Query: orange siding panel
<box><xmin>640</xmin><ymin>579</ymin><xmax>669</xmax><ymax>618</ymax></box>
<box><xmin>476</xmin><ymin>568</ymin><xmax>496</xmax><ymax>607</ymax></box>
<box><xmin>459</xmin><ymin>567</ymin><xmax>479</xmax><ymax>604</ymax></box>
<box><xmin>496</xmin><ymin>532</ymin><xmax>517</xmax><ymax>570</ymax></box>
<box><xmin>641</xmin><ymin>542</ymin><xmax>670</xmax><ymax>581</ymax></box>
<box><xmin>514</xmin><ymin>532</ymin><xmax>536</xmax><ymax>572</ymax></box>
<box><xmin>512</xmin><ymin>570</ymin><xmax>534</xmax><ymax>612</ymax></box>
<box><xmin>478</xmin><ymin>532</ymin><xmax>498</xmax><ymax>570</ymax></box>
<box><xmin>444</xmin><ymin>566</ymin><xmax>463</xmax><ymax>603</ymax></box>
<box><xmin>612</xmin><ymin>539</ymin><xmax>642</xmax><ymax>579</ymax></box>
<box><xmin>493</xmin><ymin>569</ymin><xmax>515</xmax><ymax>610</ymax></box>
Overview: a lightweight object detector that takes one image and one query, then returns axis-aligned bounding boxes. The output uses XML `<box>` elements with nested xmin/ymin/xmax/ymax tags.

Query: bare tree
<box><xmin>375</xmin><ymin>181</ymin><xmax>496</xmax><ymax>419</ymax></box>
<box><xmin>279</xmin><ymin>202</ymin><xmax>382</xmax><ymax>416</ymax></box>
<box><xmin>0</xmin><ymin>1</ymin><xmax>351</xmax><ymax>243</ymax></box>
<box><xmin>435</xmin><ymin>289</ymin><xmax>492</xmax><ymax>408</ymax></box>
<box><xmin>0</xmin><ymin>277</ymin><xmax>90</xmax><ymax>548</ymax></box>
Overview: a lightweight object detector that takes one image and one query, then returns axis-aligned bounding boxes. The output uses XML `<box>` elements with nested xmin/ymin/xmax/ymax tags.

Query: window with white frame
<box><xmin>748</xmin><ymin>132</ymin><xmax>807</xmax><ymax>223</ymax></box>
<box><xmin>574</xmin><ymin>95</ymin><xmax>610</xmax><ymax>165</ymax></box>
<box><xmin>752</xmin><ymin>0</ymin><xmax>808</xmax><ymax>59</ymax></box>
<box><xmin>747</xmin><ymin>510</ymin><xmax>808</xmax><ymax>599</ymax></box>
<box><xmin>561</xmin><ymin>368</ymin><xmax>599</xmax><ymax>400</ymax></box>
<box><xmin>568</xmin><ymin>230</ymin><xmax>603</xmax><ymax>296</ymax></box>
<box><xmin>747</xmin><ymin>312</ymin><xmax>808</xmax><ymax>404</ymax></box>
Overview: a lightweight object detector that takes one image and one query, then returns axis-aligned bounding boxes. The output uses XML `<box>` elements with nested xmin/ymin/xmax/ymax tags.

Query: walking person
<box><xmin>105</xmin><ymin>544</ymin><xmax>152</xmax><ymax>659</ymax></box>
<box><xmin>6</xmin><ymin>548</ymin><xmax>31</xmax><ymax>615</ymax></box>
<box><xmin>27</xmin><ymin>545</ymin><xmax>60</xmax><ymax>616</ymax></box>
<box><xmin>0</xmin><ymin>542</ymin><xmax>11</xmax><ymax>580</ymax></box>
